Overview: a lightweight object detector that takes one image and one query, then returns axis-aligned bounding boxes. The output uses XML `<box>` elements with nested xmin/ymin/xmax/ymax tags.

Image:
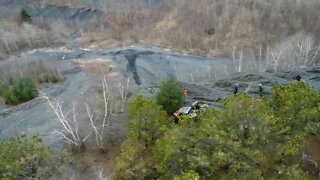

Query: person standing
<box><xmin>259</xmin><ymin>84</ymin><xmax>263</xmax><ymax>97</ymax></box>
<box><xmin>296</xmin><ymin>75</ymin><xmax>302</xmax><ymax>81</ymax></box>
<box><xmin>184</xmin><ymin>89</ymin><xmax>188</xmax><ymax>103</ymax></box>
<box><xmin>234</xmin><ymin>84</ymin><xmax>239</xmax><ymax>95</ymax></box>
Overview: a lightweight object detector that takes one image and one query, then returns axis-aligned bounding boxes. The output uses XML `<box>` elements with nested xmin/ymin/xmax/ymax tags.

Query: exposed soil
<box><xmin>69</xmin><ymin>144</ymin><xmax>121</xmax><ymax>179</ymax></box>
<box><xmin>302</xmin><ymin>136</ymin><xmax>320</xmax><ymax>179</ymax></box>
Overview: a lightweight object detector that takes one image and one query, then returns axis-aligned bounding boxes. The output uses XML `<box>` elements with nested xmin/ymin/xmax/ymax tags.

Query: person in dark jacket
<box><xmin>296</xmin><ymin>75</ymin><xmax>302</xmax><ymax>81</ymax></box>
<box><xmin>234</xmin><ymin>84</ymin><xmax>239</xmax><ymax>95</ymax></box>
<box><xmin>259</xmin><ymin>84</ymin><xmax>263</xmax><ymax>97</ymax></box>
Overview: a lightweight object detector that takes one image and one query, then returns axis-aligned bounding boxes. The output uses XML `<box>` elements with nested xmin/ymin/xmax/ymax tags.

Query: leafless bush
<box><xmin>0</xmin><ymin>57</ymin><xmax>63</xmax><ymax>87</ymax></box>
<box><xmin>158</xmin><ymin>0</ymin><xmax>320</xmax><ymax>57</ymax></box>
<box><xmin>43</xmin><ymin>93</ymin><xmax>89</xmax><ymax>151</ymax></box>
<box><xmin>72</xmin><ymin>0</ymin><xmax>320</xmax><ymax>60</ymax></box>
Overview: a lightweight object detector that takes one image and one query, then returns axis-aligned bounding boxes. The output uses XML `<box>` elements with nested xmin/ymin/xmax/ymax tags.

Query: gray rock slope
<box><xmin>0</xmin><ymin>46</ymin><xmax>320</xmax><ymax>147</ymax></box>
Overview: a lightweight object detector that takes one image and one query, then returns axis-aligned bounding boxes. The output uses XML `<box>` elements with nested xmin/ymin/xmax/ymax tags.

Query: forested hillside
<box><xmin>0</xmin><ymin>0</ymin><xmax>319</xmax><ymax>179</ymax></box>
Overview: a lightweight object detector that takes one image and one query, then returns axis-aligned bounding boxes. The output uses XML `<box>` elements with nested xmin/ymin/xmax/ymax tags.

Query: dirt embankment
<box><xmin>0</xmin><ymin>0</ymin><xmax>104</xmax><ymax>28</ymax></box>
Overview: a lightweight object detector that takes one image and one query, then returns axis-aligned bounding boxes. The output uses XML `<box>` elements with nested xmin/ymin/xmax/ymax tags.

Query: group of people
<box><xmin>174</xmin><ymin>75</ymin><xmax>303</xmax><ymax>123</ymax></box>
<box><xmin>233</xmin><ymin>75</ymin><xmax>302</xmax><ymax>96</ymax></box>
<box><xmin>233</xmin><ymin>83</ymin><xmax>264</xmax><ymax>96</ymax></box>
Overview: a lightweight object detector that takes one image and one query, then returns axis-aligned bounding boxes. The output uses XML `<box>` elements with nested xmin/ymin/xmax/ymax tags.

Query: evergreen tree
<box><xmin>20</xmin><ymin>8</ymin><xmax>32</xmax><ymax>23</ymax></box>
<box><xmin>156</xmin><ymin>79</ymin><xmax>183</xmax><ymax>114</ymax></box>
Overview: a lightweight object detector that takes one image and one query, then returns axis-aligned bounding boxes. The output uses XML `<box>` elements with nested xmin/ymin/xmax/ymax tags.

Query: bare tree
<box><xmin>42</xmin><ymin>93</ymin><xmax>89</xmax><ymax>151</ymax></box>
<box><xmin>86</xmin><ymin>75</ymin><xmax>111</xmax><ymax>152</ymax></box>
<box><xmin>294</xmin><ymin>38</ymin><xmax>320</xmax><ymax>67</ymax></box>
<box><xmin>119</xmin><ymin>77</ymin><xmax>130</xmax><ymax>113</ymax></box>
<box><xmin>43</xmin><ymin>75</ymin><xmax>113</xmax><ymax>152</ymax></box>
<box><xmin>267</xmin><ymin>47</ymin><xmax>282</xmax><ymax>73</ymax></box>
<box><xmin>232</xmin><ymin>46</ymin><xmax>244</xmax><ymax>73</ymax></box>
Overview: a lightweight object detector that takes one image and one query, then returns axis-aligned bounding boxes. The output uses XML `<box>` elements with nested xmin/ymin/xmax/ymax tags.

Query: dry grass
<box><xmin>75</xmin><ymin>0</ymin><xmax>320</xmax><ymax>61</ymax></box>
<box><xmin>31</xmin><ymin>0</ymin><xmax>81</xmax><ymax>8</ymax></box>
<box><xmin>72</xmin><ymin>59</ymin><xmax>120</xmax><ymax>77</ymax></box>
<box><xmin>0</xmin><ymin>20</ymin><xmax>71</xmax><ymax>55</ymax></box>
<box><xmin>0</xmin><ymin>57</ymin><xmax>63</xmax><ymax>87</ymax></box>
<box><xmin>2</xmin><ymin>0</ymin><xmax>318</xmax><ymax>68</ymax></box>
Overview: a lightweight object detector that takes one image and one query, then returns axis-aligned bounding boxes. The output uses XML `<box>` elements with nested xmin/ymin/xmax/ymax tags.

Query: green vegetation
<box><xmin>207</xmin><ymin>27</ymin><xmax>215</xmax><ymax>35</ymax></box>
<box><xmin>0</xmin><ymin>58</ymin><xmax>63</xmax><ymax>105</ymax></box>
<box><xmin>114</xmin><ymin>82</ymin><xmax>319</xmax><ymax>179</ymax></box>
<box><xmin>156</xmin><ymin>79</ymin><xmax>183</xmax><ymax>114</ymax></box>
<box><xmin>114</xmin><ymin>96</ymin><xmax>169</xmax><ymax>179</ymax></box>
<box><xmin>0</xmin><ymin>135</ymin><xmax>66</xmax><ymax>179</ymax></box>
<box><xmin>128</xmin><ymin>95</ymin><xmax>168</xmax><ymax>149</ymax></box>
<box><xmin>3</xmin><ymin>78</ymin><xmax>38</xmax><ymax>105</ymax></box>
<box><xmin>20</xmin><ymin>9</ymin><xmax>32</xmax><ymax>23</ymax></box>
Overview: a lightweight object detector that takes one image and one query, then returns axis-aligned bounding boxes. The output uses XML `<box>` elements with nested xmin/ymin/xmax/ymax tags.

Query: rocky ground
<box><xmin>1</xmin><ymin>45</ymin><xmax>320</xmax><ymax>148</ymax></box>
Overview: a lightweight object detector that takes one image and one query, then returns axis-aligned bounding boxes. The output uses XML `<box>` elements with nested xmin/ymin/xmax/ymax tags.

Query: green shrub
<box><xmin>20</xmin><ymin>8</ymin><xmax>32</xmax><ymax>23</ymax></box>
<box><xmin>0</xmin><ymin>135</ymin><xmax>66</xmax><ymax>179</ymax></box>
<box><xmin>114</xmin><ymin>96</ymin><xmax>168</xmax><ymax>179</ymax></box>
<box><xmin>4</xmin><ymin>90</ymin><xmax>18</xmax><ymax>105</ymax></box>
<box><xmin>3</xmin><ymin>78</ymin><xmax>38</xmax><ymax>105</ymax></box>
<box><xmin>207</xmin><ymin>27</ymin><xmax>215</xmax><ymax>35</ymax></box>
<box><xmin>156</xmin><ymin>79</ymin><xmax>184</xmax><ymax>114</ymax></box>
<box><xmin>128</xmin><ymin>95</ymin><xmax>167</xmax><ymax>148</ymax></box>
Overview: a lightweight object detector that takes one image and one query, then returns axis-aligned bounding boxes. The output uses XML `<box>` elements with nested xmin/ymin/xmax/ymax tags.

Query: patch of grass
<box><xmin>37</xmin><ymin>75</ymin><xmax>59</xmax><ymax>83</ymax></box>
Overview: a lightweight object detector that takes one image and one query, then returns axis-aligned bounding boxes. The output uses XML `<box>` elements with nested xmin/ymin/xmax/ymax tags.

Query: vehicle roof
<box><xmin>177</xmin><ymin>106</ymin><xmax>192</xmax><ymax>114</ymax></box>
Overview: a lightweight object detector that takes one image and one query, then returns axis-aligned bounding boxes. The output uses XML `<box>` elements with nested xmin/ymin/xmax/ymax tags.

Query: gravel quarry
<box><xmin>1</xmin><ymin>44</ymin><xmax>320</xmax><ymax>149</ymax></box>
